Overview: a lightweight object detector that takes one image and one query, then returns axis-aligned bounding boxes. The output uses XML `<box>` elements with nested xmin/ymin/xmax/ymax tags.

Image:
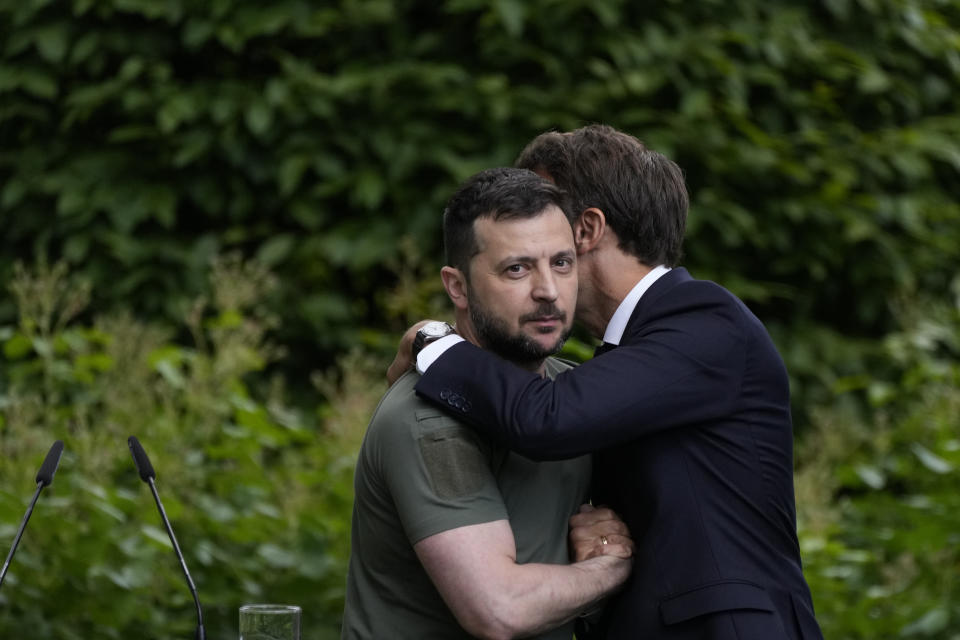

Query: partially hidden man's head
<box><xmin>516</xmin><ymin>124</ymin><xmax>689</xmax><ymax>268</ymax></box>
<box><xmin>442</xmin><ymin>167</ymin><xmax>577</xmax><ymax>369</ymax></box>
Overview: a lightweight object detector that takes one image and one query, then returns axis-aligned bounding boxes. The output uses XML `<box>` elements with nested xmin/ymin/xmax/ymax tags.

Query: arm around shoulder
<box><xmin>415</xmin><ymin>293</ymin><xmax>748</xmax><ymax>458</ymax></box>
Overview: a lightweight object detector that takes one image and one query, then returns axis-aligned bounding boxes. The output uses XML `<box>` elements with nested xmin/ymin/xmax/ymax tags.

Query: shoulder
<box><xmin>642</xmin><ymin>270</ymin><xmax>782</xmax><ymax>360</ymax></box>
<box><xmin>368</xmin><ymin>369</ymin><xmax>421</xmax><ymax>418</ymax></box>
<box><xmin>645</xmin><ymin>269</ymin><xmax>752</xmax><ymax>322</ymax></box>
<box><xmin>366</xmin><ymin>370</ymin><xmax>468</xmax><ymax>447</ymax></box>
<box><xmin>673</xmin><ymin>271</ymin><xmax>739</xmax><ymax>305</ymax></box>
<box><xmin>624</xmin><ymin>270</ymin><xmax>756</xmax><ymax>360</ymax></box>
<box><xmin>359</xmin><ymin>371</ymin><xmax>482</xmax><ymax>492</ymax></box>
<box><xmin>673</xmin><ymin>272</ymin><xmax>771</xmax><ymax>335</ymax></box>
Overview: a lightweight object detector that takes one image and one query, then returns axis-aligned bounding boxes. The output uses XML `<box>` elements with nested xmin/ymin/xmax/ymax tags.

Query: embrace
<box><xmin>342</xmin><ymin>124</ymin><xmax>824</xmax><ymax>640</ymax></box>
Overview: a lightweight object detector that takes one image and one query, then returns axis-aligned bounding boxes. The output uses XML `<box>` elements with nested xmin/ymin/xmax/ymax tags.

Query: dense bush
<box><xmin>2</xmin><ymin>0</ymin><xmax>958</xmax><ymax>419</ymax></box>
<box><xmin>2</xmin><ymin>263</ymin><xmax>958</xmax><ymax>638</ymax></box>
<box><xmin>2</xmin><ymin>0</ymin><xmax>959</xmax><ymax>638</ymax></box>
<box><xmin>796</xmin><ymin>278</ymin><xmax>960</xmax><ymax>638</ymax></box>
<box><xmin>0</xmin><ymin>259</ymin><xmax>374</xmax><ymax>639</ymax></box>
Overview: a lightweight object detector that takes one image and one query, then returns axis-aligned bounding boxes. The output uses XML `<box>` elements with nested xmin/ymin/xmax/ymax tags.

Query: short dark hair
<box><xmin>443</xmin><ymin>167</ymin><xmax>571</xmax><ymax>276</ymax></box>
<box><xmin>515</xmin><ymin>124</ymin><xmax>688</xmax><ymax>267</ymax></box>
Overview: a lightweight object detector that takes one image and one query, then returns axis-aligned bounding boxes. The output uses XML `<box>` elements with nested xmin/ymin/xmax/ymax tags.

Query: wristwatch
<box><xmin>412</xmin><ymin>321</ymin><xmax>456</xmax><ymax>360</ymax></box>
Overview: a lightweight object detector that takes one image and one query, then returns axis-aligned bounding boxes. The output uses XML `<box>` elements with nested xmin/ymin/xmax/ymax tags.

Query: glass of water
<box><xmin>239</xmin><ymin>604</ymin><xmax>301</xmax><ymax>640</ymax></box>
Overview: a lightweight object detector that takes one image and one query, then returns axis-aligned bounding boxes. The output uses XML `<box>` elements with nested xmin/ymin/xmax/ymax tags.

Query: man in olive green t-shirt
<box><xmin>341</xmin><ymin>168</ymin><xmax>633</xmax><ymax>639</ymax></box>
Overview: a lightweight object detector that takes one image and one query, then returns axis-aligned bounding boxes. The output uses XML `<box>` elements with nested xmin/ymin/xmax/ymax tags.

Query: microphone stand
<box><xmin>0</xmin><ymin>481</ymin><xmax>44</xmax><ymax>589</ymax></box>
<box><xmin>146</xmin><ymin>476</ymin><xmax>206</xmax><ymax>640</ymax></box>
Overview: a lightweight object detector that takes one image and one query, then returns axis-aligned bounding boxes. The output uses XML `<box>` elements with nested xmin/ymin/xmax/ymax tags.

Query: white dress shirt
<box><xmin>600</xmin><ymin>264</ymin><xmax>671</xmax><ymax>346</ymax></box>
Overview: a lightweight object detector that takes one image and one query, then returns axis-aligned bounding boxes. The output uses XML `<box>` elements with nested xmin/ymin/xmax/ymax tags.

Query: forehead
<box><xmin>472</xmin><ymin>204</ymin><xmax>573</xmax><ymax>260</ymax></box>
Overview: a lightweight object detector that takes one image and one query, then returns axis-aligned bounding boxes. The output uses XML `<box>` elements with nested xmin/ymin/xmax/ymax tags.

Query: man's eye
<box><xmin>505</xmin><ymin>264</ymin><xmax>526</xmax><ymax>274</ymax></box>
<box><xmin>555</xmin><ymin>258</ymin><xmax>573</xmax><ymax>268</ymax></box>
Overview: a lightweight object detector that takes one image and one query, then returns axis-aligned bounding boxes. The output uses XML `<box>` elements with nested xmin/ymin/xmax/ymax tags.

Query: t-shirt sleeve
<box><xmin>378</xmin><ymin>407</ymin><xmax>509</xmax><ymax>545</ymax></box>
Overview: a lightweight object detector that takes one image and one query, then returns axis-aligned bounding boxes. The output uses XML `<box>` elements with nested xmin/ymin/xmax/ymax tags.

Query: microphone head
<box><xmin>128</xmin><ymin>436</ymin><xmax>156</xmax><ymax>482</ymax></box>
<box><xmin>35</xmin><ymin>440</ymin><xmax>65</xmax><ymax>487</ymax></box>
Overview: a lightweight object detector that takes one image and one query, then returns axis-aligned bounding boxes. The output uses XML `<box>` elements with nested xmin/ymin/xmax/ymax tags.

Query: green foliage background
<box><xmin>1</xmin><ymin>0</ymin><xmax>958</xmax><ymax>638</ymax></box>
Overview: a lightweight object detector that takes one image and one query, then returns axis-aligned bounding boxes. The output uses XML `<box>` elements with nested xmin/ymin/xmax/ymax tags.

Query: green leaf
<box><xmin>910</xmin><ymin>444</ymin><xmax>952</xmax><ymax>474</ymax></box>
<box><xmin>17</xmin><ymin>67</ymin><xmax>58</xmax><ymax>99</ymax></box>
<box><xmin>142</xmin><ymin>525</ymin><xmax>173</xmax><ymax>550</ymax></box>
<box><xmin>1</xmin><ymin>178</ymin><xmax>27</xmax><ymax>208</ymax></box>
<box><xmin>34</xmin><ymin>24</ymin><xmax>69</xmax><ymax>63</ymax></box>
<box><xmin>182</xmin><ymin>19</ymin><xmax>215</xmax><ymax>49</ymax></box>
<box><xmin>256</xmin><ymin>234</ymin><xmax>295</xmax><ymax>267</ymax></box>
<box><xmin>278</xmin><ymin>155</ymin><xmax>310</xmax><ymax>196</ymax></box>
<box><xmin>352</xmin><ymin>168</ymin><xmax>386</xmax><ymax>209</ymax></box>
<box><xmin>3</xmin><ymin>333</ymin><xmax>33</xmax><ymax>359</ymax></box>
<box><xmin>855</xmin><ymin>465</ymin><xmax>886</xmax><ymax>489</ymax></box>
<box><xmin>493</xmin><ymin>0</ymin><xmax>525</xmax><ymax>36</ymax></box>
<box><xmin>257</xmin><ymin>543</ymin><xmax>298</xmax><ymax>569</ymax></box>
<box><xmin>245</xmin><ymin>100</ymin><xmax>273</xmax><ymax>137</ymax></box>
<box><xmin>900</xmin><ymin>606</ymin><xmax>949</xmax><ymax>636</ymax></box>
<box><xmin>154</xmin><ymin>359</ymin><xmax>185</xmax><ymax>388</ymax></box>
<box><xmin>32</xmin><ymin>337</ymin><xmax>53</xmax><ymax>358</ymax></box>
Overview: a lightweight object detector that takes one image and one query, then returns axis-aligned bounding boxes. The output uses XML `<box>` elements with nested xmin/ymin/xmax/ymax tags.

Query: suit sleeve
<box><xmin>414</xmin><ymin>289</ymin><xmax>747</xmax><ymax>460</ymax></box>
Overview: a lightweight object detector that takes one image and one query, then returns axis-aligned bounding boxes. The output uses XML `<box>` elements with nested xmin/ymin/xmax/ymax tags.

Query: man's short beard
<box><xmin>469</xmin><ymin>297</ymin><xmax>571</xmax><ymax>368</ymax></box>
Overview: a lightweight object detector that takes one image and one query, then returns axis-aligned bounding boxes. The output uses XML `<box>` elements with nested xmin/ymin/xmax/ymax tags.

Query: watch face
<box><xmin>421</xmin><ymin>321</ymin><xmax>452</xmax><ymax>338</ymax></box>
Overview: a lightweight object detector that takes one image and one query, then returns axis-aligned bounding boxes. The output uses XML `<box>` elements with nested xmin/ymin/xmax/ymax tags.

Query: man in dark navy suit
<box><xmin>405</xmin><ymin>125</ymin><xmax>824</xmax><ymax>639</ymax></box>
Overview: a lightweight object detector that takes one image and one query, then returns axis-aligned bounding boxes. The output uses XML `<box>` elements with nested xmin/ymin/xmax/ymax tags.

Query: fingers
<box><xmin>576</xmin><ymin>519</ymin><xmax>629</xmax><ymax>539</ymax></box>
<box><xmin>570</xmin><ymin>509</ymin><xmax>630</xmax><ymax>535</ymax></box>
<box><xmin>569</xmin><ymin>504</ymin><xmax>634</xmax><ymax>563</ymax></box>
<box><xmin>569</xmin><ymin>523</ymin><xmax>630</xmax><ymax>551</ymax></box>
<box><xmin>569</xmin><ymin>505</ymin><xmax>621</xmax><ymax>529</ymax></box>
<box><xmin>601</xmin><ymin>542</ymin><xmax>634</xmax><ymax>560</ymax></box>
<box><xmin>572</xmin><ymin>540</ymin><xmax>599</xmax><ymax>562</ymax></box>
<box><xmin>600</xmin><ymin>533</ymin><xmax>635</xmax><ymax>555</ymax></box>
<box><xmin>571</xmin><ymin>533</ymin><xmax>635</xmax><ymax>562</ymax></box>
<box><xmin>386</xmin><ymin>353</ymin><xmax>411</xmax><ymax>385</ymax></box>
<box><xmin>386</xmin><ymin>320</ymin><xmax>436</xmax><ymax>385</ymax></box>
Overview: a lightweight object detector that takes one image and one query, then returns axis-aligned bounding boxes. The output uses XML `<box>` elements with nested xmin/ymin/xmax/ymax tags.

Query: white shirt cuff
<box><xmin>415</xmin><ymin>334</ymin><xmax>465</xmax><ymax>374</ymax></box>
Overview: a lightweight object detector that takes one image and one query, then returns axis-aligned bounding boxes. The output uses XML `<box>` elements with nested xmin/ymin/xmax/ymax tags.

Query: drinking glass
<box><xmin>239</xmin><ymin>604</ymin><xmax>301</xmax><ymax>640</ymax></box>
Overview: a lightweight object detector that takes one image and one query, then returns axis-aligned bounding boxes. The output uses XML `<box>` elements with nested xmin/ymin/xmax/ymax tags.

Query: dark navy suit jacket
<box><xmin>415</xmin><ymin>268</ymin><xmax>823</xmax><ymax>639</ymax></box>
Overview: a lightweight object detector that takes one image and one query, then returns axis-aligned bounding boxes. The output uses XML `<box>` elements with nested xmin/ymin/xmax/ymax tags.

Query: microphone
<box><xmin>0</xmin><ymin>440</ymin><xmax>65</xmax><ymax>590</ymax></box>
<box><xmin>36</xmin><ymin>440</ymin><xmax>65</xmax><ymax>487</ymax></box>
<box><xmin>128</xmin><ymin>436</ymin><xmax>206</xmax><ymax>640</ymax></box>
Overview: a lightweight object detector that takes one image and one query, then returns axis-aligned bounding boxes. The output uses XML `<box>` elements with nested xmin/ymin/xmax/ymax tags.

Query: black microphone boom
<box><xmin>35</xmin><ymin>440</ymin><xmax>65</xmax><ymax>487</ymax></box>
<box><xmin>0</xmin><ymin>440</ymin><xmax>65</xmax><ymax>590</ymax></box>
<box><xmin>128</xmin><ymin>435</ymin><xmax>156</xmax><ymax>482</ymax></box>
<box><xmin>128</xmin><ymin>436</ymin><xmax>206</xmax><ymax>640</ymax></box>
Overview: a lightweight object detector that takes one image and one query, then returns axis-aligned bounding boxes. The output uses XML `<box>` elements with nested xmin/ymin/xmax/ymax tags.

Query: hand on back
<box><xmin>386</xmin><ymin>320</ymin><xmax>434</xmax><ymax>385</ymax></box>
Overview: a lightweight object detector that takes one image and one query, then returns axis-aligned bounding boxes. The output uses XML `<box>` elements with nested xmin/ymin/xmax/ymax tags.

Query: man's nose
<box><xmin>532</xmin><ymin>269</ymin><xmax>559</xmax><ymax>301</ymax></box>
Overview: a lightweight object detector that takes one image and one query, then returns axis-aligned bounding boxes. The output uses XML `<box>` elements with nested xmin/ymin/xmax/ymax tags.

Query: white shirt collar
<box><xmin>601</xmin><ymin>265</ymin><xmax>672</xmax><ymax>345</ymax></box>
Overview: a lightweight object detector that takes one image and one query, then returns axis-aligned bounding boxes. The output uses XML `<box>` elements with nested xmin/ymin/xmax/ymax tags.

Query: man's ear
<box><xmin>441</xmin><ymin>266</ymin><xmax>469</xmax><ymax>310</ymax></box>
<box><xmin>573</xmin><ymin>207</ymin><xmax>607</xmax><ymax>255</ymax></box>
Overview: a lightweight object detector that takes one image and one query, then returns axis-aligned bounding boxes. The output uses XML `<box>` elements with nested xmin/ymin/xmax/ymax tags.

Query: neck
<box><xmin>577</xmin><ymin>247</ymin><xmax>653</xmax><ymax>339</ymax></box>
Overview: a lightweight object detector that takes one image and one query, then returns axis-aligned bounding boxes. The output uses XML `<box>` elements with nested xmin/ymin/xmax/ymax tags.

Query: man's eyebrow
<box><xmin>494</xmin><ymin>255</ymin><xmax>536</xmax><ymax>270</ymax></box>
<box><xmin>494</xmin><ymin>249</ymin><xmax>575</xmax><ymax>270</ymax></box>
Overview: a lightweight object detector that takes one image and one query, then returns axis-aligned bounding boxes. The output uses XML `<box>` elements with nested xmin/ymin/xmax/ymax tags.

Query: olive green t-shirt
<box><xmin>341</xmin><ymin>358</ymin><xmax>591</xmax><ymax>639</ymax></box>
